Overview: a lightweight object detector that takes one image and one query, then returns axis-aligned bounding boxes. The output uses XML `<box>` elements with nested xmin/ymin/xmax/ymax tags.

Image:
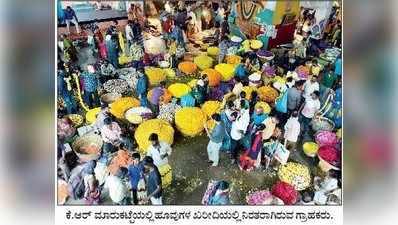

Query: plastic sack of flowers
<box><xmin>109</xmin><ymin>97</ymin><xmax>140</xmax><ymax>119</ymax></box>
<box><xmin>257</xmin><ymin>86</ymin><xmax>279</xmax><ymax>103</ymax></box>
<box><xmin>134</xmin><ymin>119</ymin><xmax>174</xmax><ymax>154</ymax></box>
<box><xmin>202</xmin><ymin>68</ymin><xmax>221</xmax><ymax>87</ymax></box>
<box><xmin>201</xmin><ymin>101</ymin><xmax>221</xmax><ymax>117</ymax></box>
<box><xmin>175</xmin><ymin>107</ymin><xmax>206</xmax><ymax>137</ymax></box>
<box><xmin>246</xmin><ymin>190</ymin><xmax>273</xmax><ymax>205</ymax></box>
<box><xmin>168</xmin><ymin>83</ymin><xmax>192</xmax><ymax>98</ymax></box>
<box><xmin>145</xmin><ymin>67</ymin><xmax>166</xmax><ymax>85</ymax></box>
<box><xmin>178</xmin><ymin>61</ymin><xmax>198</xmax><ymax>75</ymax></box>
<box><xmin>194</xmin><ymin>54</ymin><xmax>214</xmax><ymax>71</ymax></box>
<box><xmin>277</xmin><ymin>162</ymin><xmax>311</xmax><ymax>191</ymax></box>
<box><xmin>271</xmin><ymin>181</ymin><xmax>298</xmax><ymax>205</ymax></box>
<box><xmin>215</xmin><ymin>63</ymin><xmax>235</xmax><ymax>81</ymax></box>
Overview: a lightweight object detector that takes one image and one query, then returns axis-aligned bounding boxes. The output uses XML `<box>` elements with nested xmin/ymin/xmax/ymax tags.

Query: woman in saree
<box><xmin>239</xmin><ymin>124</ymin><xmax>265</xmax><ymax>171</ymax></box>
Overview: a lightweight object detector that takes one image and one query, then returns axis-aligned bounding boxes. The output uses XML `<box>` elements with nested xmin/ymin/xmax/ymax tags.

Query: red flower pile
<box><xmin>271</xmin><ymin>181</ymin><xmax>298</xmax><ymax>205</ymax></box>
<box><xmin>318</xmin><ymin>145</ymin><xmax>341</xmax><ymax>167</ymax></box>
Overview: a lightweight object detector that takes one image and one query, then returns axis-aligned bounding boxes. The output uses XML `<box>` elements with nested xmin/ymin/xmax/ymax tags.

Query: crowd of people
<box><xmin>57</xmin><ymin>1</ymin><xmax>342</xmax><ymax>206</ymax></box>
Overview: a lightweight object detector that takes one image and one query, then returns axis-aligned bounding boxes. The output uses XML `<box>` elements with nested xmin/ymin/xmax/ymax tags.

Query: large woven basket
<box><xmin>72</xmin><ymin>133</ymin><xmax>103</xmax><ymax>162</ymax></box>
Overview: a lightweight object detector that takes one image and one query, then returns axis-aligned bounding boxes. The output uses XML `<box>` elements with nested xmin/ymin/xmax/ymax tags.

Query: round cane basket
<box><xmin>72</xmin><ymin>133</ymin><xmax>103</xmax><ymax>162</ymax></box>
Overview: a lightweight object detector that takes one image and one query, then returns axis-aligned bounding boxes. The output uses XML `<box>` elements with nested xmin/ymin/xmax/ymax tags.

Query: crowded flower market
<box><xmin>57</xmin><ymin>0</ymin><xmax>342</xmax><ymax>206</ymax></box>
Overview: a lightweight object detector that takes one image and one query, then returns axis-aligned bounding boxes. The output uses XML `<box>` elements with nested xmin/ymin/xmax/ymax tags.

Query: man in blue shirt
<box><xmin>64</xmin><ymin>6</ymin><xmax>80</xmax><ymax>34</ymax></box>
<box><xmin>204</xmin><ymin>113</ymin><xmax>226</xmax><ymax>167</ymax></box>
<box><xmin>143</xmin><ymin>156</ymin><xmax>163</xmax><ymax>205</ymax></box>
<box><xmin>128</xmin><ymin>153</ymin><xmax>144</xmax><ymax>205</ymax></box>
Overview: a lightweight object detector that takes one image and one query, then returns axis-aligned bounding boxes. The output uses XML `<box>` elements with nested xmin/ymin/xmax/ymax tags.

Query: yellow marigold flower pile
<box><xmin>158</xmin><ymin>164</ymin><xmax>172</xmax><ymax>188</ymax></box>
<box><xmin>257</xmin><ymin>86</ymin><xmax>279</xmax><ymax>103</ymax></box>
<box><xmin>215</xmin><ymin>63</ymin><xmax>235</xmax><ymax>81</ymax></box>
<box><xmin>145</xmin><ymin>67</ymin><xmax>166</xmax><ymax>85</ymax></box>
<box><xmin>134</xmin><ymin>119</ymin><xmax>174</xmax><ymax>154</ymax></box>
<box><xmin>226</xmin><ymin>55</ymin><xmax>242</xmax><ymax>65</ymax></box>
<box><xmin>188</xmin><ymin>79</ymin><xmax>198</xmax><ymax>88</ymax></box>
<box><xmin>302</xmin><ymin>142</ymin><xmax>319</xmax><ymax>157</ymax></box>
<box><xmin>168</xmin><ymin>83</ymin><xmax>192</xmax><ymax>98</ymax></box>
<box><xmin>242</xmin><ymin>86</ymin><xmax>257</xmax><ymax>100</ymax></box>
<box><xmin>201</xmin><ymin>101</ymin><xmax>221</xmax><ymax>118</ymax></box>
<box><xmin>254</xmin><ymin>102</ymin><xmax>271</xmax><ymax>114</ymax></box>
<box><xmin>250</xmin><ymin>40</ymin><xmax>263</xmax><ymax>50</ymax></box>
<box><xmin>207</xmin><ymin>46</ymin><xmax>220</xmax><ymax>56</ymax></box>
<box><xmin>202</xmin><ymin>68</ymin><xmax>221</xmax><ymax>87</ymax></box>
<box><xmin>86</xmin><ymin>107</ymin><xmax>101</xmax><ymax>124</ymax></box>
<box><xmin>277</xmin><ymin>162</ymin><xmax>311</xmax><ymax>191</ymax></box>
<box><xmin>163</xmin><ymin>68</ymin><xmax>176</xmax><ymax>78</ymax></box>
<box><xmin>178</xmin><ymin>61</ymin><xmax>198</xmax><ymax>75</ymax></box>
<box><xmin>110</xmin><ymin>97</ymin><xmax>140</xmax><ymax>119</ymax></box>
<box><xmin>175</xmin><ymin>107</ymin><xmax>206</xmax><ymax>137</ymax></box>
<box><xmin>194</xmin><ymin>54</ymin><xmax>214</xmax><ymax>70</ymax></box>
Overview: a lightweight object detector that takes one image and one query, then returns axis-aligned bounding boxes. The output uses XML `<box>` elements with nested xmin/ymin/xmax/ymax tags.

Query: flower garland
<box><xmin>72</xmin><ymin>73</ymin><xmax>90</xmax><ymax>112</ymax></box>
<box><xmin>240</xmin><ymin>0</ymin><xmax>257</xmax><ymax>20</ymax></box>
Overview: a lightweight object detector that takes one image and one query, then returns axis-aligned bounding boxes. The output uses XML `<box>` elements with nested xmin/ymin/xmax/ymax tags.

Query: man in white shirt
<box><xmin>146</xmin><ymin>133</ymin><xmax>172</xmax><ymax>167</ymax></box>
<box><xmin>230</xmin><ymin>102</ymin><xmax>250</xmax><ymax>164</ymax></box>
<box><xmin>303</xmin><ymin>76</ymin><xmax>320</xmax><ymax>99</ymax></box>
<box><xmin>104</xmin><ymin>168</ymin><xmax>129</xmax><ymax>205</ymax></box>
<box><xmin>283</xmin><ymin>111</ymin><xmax>301</xmax><ymax>151</ymax></box>
<box><xmin>125</xmin><ymin>20</ymin><xmax>134</xmax><ymax>54</ymax></box>
<box><xmin>299</xmin><ymin>91</ymin><xmax>321</xmax><ymax>136</ymax></box>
